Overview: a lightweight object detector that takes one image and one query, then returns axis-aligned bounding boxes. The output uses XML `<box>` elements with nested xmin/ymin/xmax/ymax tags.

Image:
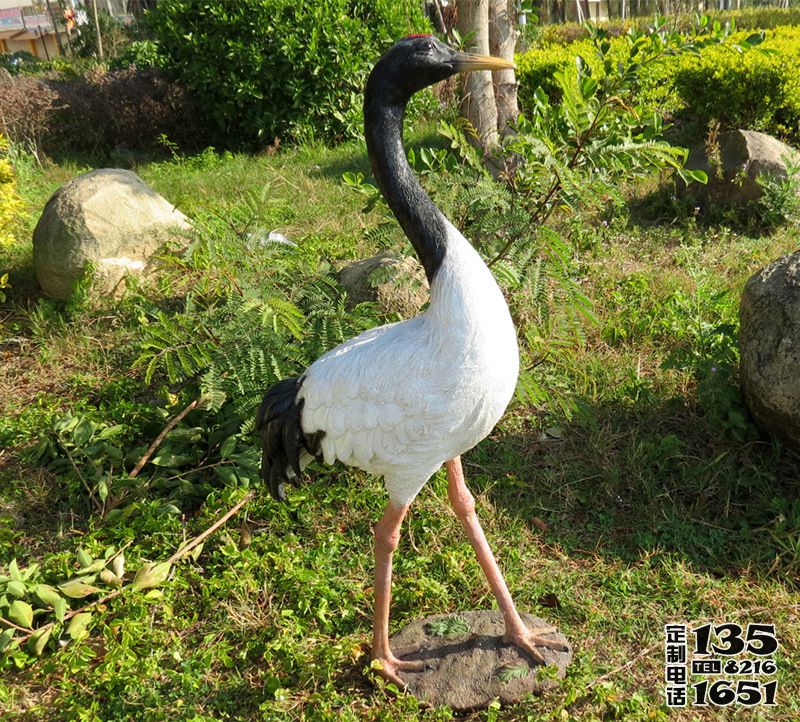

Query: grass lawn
<box><xmin>0</xmin><ymin>132</ymin><xmax>798</xmax><ymax>721</ymax></box>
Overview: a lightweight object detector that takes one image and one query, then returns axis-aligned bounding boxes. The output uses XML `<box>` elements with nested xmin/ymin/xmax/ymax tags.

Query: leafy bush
<box><xmin>148</xmin><ymin>0</ymin><xmax>429</xmax><ymax>148</ymax></box>
<box><xmin>0</xmin><ymin>69</ymin><xmax>58</xmax><ymax>160</ymax></box>
<box><xmin>110</xmin><ymin>39</ymin><xmax>166</xmax><ymax>70</ymax></box>
<box><xmin>517</xmin><ymin>23</ymin><xmax>800</xmax><ymax>142</ymax></box>
<box><xmin>70</xmin><ymin>8</ymin><xmax>133</xmax><ymax>60</ymax></box>
<box><xmin>0</xmin><ymin>134</ymin><xmax>22</xmax><ymax>246</ymax></box>
<box><xmin>539</xmin><ymin>6</ymin><xmax>800</xmax><ymax>46</ymax></box>
<box><xmin>395</xmin><ymin>21</ymin><xmax>768</xmax><ymax>414</ymax></box>
<box><xmin>664</xmin><ymin>27</ymin><xmax>800</xmax><ymax>139</ymax></box>
<box><xmin>0</xmin><ymin>50</ymin><xmax>41</xmax><ymax>75</ymax></box>
<box><xmin>0</xmin><ymin>67</ymin><xmax>206</xmax><ymax>156</ymax></box>
<box><xmin>47</xmin><ymin>67</ymin><xmax>208</xmax><ymax>155</ymax></box>
<box><xmin>31</xmin><ymin>194</ymin><xmax>382</xmax><ymax>513</ymax></box>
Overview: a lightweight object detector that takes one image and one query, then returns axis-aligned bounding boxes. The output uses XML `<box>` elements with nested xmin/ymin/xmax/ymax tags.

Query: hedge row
<box><xmin>538</xmin><ymin>6</ymin><xmax>800</xmax><ymax>46</ymax></box>
<box><xmin>0</xmin><ymin>67</ymin><xmax>207</xmax><ymax>157</ymax></box>
<box><xmin>516</xmin><ymin>26</ymin><xmax>800</xmax><ymax>141</ymax></box>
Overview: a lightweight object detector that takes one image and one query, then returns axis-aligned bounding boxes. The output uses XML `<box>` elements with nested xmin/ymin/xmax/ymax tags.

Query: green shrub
<box><xmin>516</xmin><ymin>37</ymin><xmax>598</xmax><ymax>109</ymax></box>
<box><xmin>148</xmin><ymin>0</ymin><xmax>429</xmax><ymax>149</ymax></box>
<box><xmin>517</xmin><ymin>25</ymin><xmax>800</xmax><ymax>141</ymax></box>
<box><xmin>110</xmin><ymin>39</ymin><xmax>166</xmax><ymax>71</ymax></box>
<box><xmin>666</xmin><ymin>27</ymin><xmax>800</xmax><ymax>139</ymax></box>
<box><xmin>539</xmin><ymin>6</ymin><xmax>800</xmax><ymax>46</ymax></box>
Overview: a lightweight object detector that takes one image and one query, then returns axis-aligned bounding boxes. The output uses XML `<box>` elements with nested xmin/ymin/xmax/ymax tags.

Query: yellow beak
<box><xmin>453</xmin><ymin>52</ymin><xmax>515</xmax><ymax>72</ymax></box>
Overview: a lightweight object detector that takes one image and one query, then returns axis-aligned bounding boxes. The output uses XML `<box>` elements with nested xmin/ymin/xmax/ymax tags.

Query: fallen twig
<box><xmin>129</xmin><ymin>397</ymin><xmax>201</xmax><ymax>479</ymax></box>
<box><xmin>167</xmin><ymin>491</ymin><xmax>255</xmax><ymax>565</ymax></box>
<box><xmin>56</xmin><ymin>438</ymin><xmax>104</xmax><ymax>515</ymax></box>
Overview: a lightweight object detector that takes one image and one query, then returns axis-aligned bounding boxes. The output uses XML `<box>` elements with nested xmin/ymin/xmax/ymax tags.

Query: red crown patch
<box><xmin>405</xmin><ymin>33</ymin><xmax>432</xmax><ymax>39</ymax></box>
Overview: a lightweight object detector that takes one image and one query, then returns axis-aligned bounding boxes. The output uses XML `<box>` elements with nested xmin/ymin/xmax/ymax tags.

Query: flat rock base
<box><xmin>387</xmin><ymin>610</ymin><xmax>572</xmax><ymax>711</ymax></box>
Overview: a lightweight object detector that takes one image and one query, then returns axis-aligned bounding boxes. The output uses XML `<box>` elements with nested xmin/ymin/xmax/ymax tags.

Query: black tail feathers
<box><xmin>256</xmin><ymin>376</ymin><xmax>322</xmax><ymax>501</ymax></box>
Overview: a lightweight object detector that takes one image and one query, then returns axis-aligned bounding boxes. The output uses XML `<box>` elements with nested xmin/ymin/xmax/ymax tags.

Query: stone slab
<box><xmin>387</xmin><ymin>610</ymin><xmax>572</xmax><ymax>711</ymax></box>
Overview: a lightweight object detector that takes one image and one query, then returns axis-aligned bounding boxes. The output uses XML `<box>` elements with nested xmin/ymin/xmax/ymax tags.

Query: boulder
<box><xmin>739</xmin><ymin>251</ymin><xmax>800</xmax><ymax>448</ymax></box>
<box><xmin>683</xmin><ymin>130</ymin><xmax>800</xmax><ymax>208</ymax></box>
<box><xmin>337</xmin><ymin>252</ymin><xmax>428</xmax><ymax>317</ymax></box>
<box><xmin>33</xmin><ymin>168</ymin><xmax>191</xmax><ymax>300</ymax></box>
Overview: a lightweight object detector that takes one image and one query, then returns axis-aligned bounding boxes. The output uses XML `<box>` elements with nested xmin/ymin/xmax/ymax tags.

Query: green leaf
<box><xmin>21</xmin><ymin>562</ymin><xmax>39</xmax><ymax>581</ymax></box>
<box><xmin>8</xmin><ymin>559</ymin><xmax>20</xmax><ymax>581</ymax></box>
<box><xmin>53</xmin><ymin>596</ymin><xmax>68</xmax><ymax>622</ymax></box>
<box><xmin>678</xmin><ymin>168</ymin><xmax>708</xmax><ymax>185</ymax></box>
<box><xmin>166</xmin><ymin>426</ymin><xmax>204</xmax><ymax>444</ymax></box>
<box><xmin>131</xmin><ymin>562</ymin><xmax>172</xmax><ymax>592</ymax></box>
<box><xmin>111</xmin><ymin>553</ymin><xmax>125</xmax><ymax>579</ymax></box>
<box><xmin>6</xmin><ymin>580</ymin><xmax>25</xmax><ymax>598</ymax></box>
<box><xmin>29</xmin><ymin>626</ymin><xmax>52</xmax><ymax>656</ymax></box>
<box><xmin>95</xmin><ymin>424</ymin><xmax>127</xmax><ymax>441</ymax></box>
<box><xmin>58</xmin><ymin>579</ymin><xmax>101</xmax><ymax>599</ymax></box>
<box><xmin>76</xmin><ymin>559</ymin><xmax>108</xmax><ymax>575</ymax></box>
<box><xmin>66</xmin><ymin>612</ymin><xmax>92</xmax><ymax>641</ymax></box>
<box><xmin>77</xmin><ymin>549</ymin><xmax>93</xmax><ymax>568</ymax></box>
<box><xmin>150</xmin><ymin>452</ymin><xmax>192</xmax><ymax>467</ymax></box>
<box><xmin>72</xmin><ymin>418</ymin><xmax>97</xmax><ymax>447</ymax></box>
<box><xmin>0</xmin><ymin>627</ymin><xmax>14</xmax><ymax>651</ymax></box>
<box><xmin>8</xmin><ymin>600</ymin><xmax>34</xmax><ymax>628</ymax></box>
<box><xmin>219</xmin><ymin>434</ymin><xmax>237</xmax><ymax>458</ymax></box>
<box><xmin>34</xmin><ymin>584</ymin><xmax>62</xmax><ymax>608</ymax></box>
<box><xmin>425</xmin><ymin>616</ymin><xmax>471</xmax><ymax>638</ymax></box>
<box><xmin>100</xmin><ymin>569</ymin><xmax>123</xmax><ymax>587</ymax></box>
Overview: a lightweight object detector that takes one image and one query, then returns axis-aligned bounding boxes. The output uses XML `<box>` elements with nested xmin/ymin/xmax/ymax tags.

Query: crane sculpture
<box><xmin>257</xmin><ymin>35</ymin><xmax>567</xmax><ymax>688</ymax></box>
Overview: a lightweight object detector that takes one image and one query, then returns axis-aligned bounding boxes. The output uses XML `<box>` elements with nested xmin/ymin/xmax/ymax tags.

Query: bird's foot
<box><xmin>504</xmin><ymin>625</ymin><xmax>570</xmax><ymax>665</ymax></box>
<box><xmin>371</xmin><ymin>651</ymin><xmax>428</xmax><ymax>690</ymax></box>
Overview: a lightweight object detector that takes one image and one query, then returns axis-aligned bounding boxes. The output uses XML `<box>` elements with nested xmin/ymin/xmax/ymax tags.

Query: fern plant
<box><xmin>135</xmin><ymin>217</ymin><xmax>376</xmax><ymax>422</ymax></box>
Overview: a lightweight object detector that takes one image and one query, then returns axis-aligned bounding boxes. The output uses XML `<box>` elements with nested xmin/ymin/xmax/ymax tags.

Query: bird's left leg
<box><xmin>445</xmin><ymin>456</ymin><xmax>568</xmax><ymax>665</ymax></box>
<box><xmin>371</xmin><ymin>500</ymin><xmax>426</xmax><ymax>688</ymax></box>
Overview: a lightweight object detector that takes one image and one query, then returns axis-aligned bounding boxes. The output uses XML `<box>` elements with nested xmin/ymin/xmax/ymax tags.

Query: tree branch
<box><xmin>128</xmin><ymin>398</ymin><xmax>200</xmax><ymax>479</ymax></box>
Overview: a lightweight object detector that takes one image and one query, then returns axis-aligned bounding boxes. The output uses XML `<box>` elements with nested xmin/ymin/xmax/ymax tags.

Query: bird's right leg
<box><xmin>371</xmin><ymin>500</ymin><xmax>425</xmax><ymax>688</ymax></box>
<box><xmin>445</xmin><ymin>457</ymin><xmax>568</xmax><ymax>665</ymax></box>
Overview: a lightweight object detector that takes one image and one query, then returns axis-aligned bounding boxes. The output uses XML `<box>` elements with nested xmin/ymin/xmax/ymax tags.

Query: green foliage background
<box><xmin>516</xmin><ymin>25</ymin><xmax>800</xmax><ymax>142</ymax></box>
<box><xmin>148</xmin><ymin>0</ymin><xmax>429</xmax><ymax>148</ymax></box>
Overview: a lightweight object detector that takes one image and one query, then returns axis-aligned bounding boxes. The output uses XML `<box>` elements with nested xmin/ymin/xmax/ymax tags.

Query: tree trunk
<box><xmin>489</xmin><ymin>0</ymin><xmax>519</xmax><ymax>135</ymax></box>
<box><xmin>90</xmin><ymin>0</ymin><xmax>104</xmax><ymax>60</ymax></box>
<box><xmin>457</xmin><ymin>0</ymin><xmax>499</xmax><ymax>149</ymax></box>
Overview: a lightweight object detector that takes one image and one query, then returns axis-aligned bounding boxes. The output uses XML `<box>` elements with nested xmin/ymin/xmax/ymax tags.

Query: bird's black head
<box><xmin>368</xmin><ymin>34</ymin><xmax>514</xmax><ymax>102</ymax></box>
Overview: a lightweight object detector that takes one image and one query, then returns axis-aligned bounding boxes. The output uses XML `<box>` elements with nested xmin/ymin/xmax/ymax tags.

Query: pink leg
<box><xmin>445</xmin><ymin>457</ymin><xmax>568</xmax><ymax>664</ymax></box>
<box><xmin>371</xmin><ymin>500</ymin><xmax>425</xmax><ymax>688</ymax></box>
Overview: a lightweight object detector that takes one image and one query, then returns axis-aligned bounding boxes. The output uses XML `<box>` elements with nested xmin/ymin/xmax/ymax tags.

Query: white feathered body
<box><xmin>299</xmin><ymin>222</ymin><xmax>519</xmax><ymax>505</ymax></box>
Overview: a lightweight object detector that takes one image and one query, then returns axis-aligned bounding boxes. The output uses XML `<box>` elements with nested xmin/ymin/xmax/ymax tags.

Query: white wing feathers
<box><xmin>298</xmin><ymin>317</ymin><xmax>459</xmax><ymax>479</ymax></box>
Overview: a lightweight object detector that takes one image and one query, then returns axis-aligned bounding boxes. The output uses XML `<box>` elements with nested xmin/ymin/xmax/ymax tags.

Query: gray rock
<box><xmin>33</xmin><ymin>168</ymin><xmax>191</xmax><ymax>300</ymax></box>
<box><xmin>337</xmin><ymin>252</ymin><xmax>428</xmax><ymax>317</ymax></box>
<box><xmin>740</xmin><ymin>251</ymin><xmax>800</xmax><ymax>448</ymax></box>
<box><xmin>386</xmin><ymin>610</ymin><xmax>571</xmax><ymax>711</ymax></box>
<box><xmin>684</xmin><ymin>130</ymin><xmax>800</xmax><ymax>208</ymax></box>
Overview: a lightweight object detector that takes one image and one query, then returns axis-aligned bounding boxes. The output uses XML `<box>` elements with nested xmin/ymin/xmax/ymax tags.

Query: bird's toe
<box><xmin>505</xmin><ymin>625</ymin><xmax>569</xmax><ymax>665</ymax></box>
<box><xmin>370</xmin><ymin>657</ymin><xmax>409</xmax><ymax>690</ymax></box>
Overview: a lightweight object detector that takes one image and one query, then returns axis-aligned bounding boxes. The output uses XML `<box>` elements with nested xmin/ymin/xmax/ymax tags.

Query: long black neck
<box><xmin>364</xmin><ymin>78</ymin><xmax>448</xmax><ymax>284</ymax></box>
